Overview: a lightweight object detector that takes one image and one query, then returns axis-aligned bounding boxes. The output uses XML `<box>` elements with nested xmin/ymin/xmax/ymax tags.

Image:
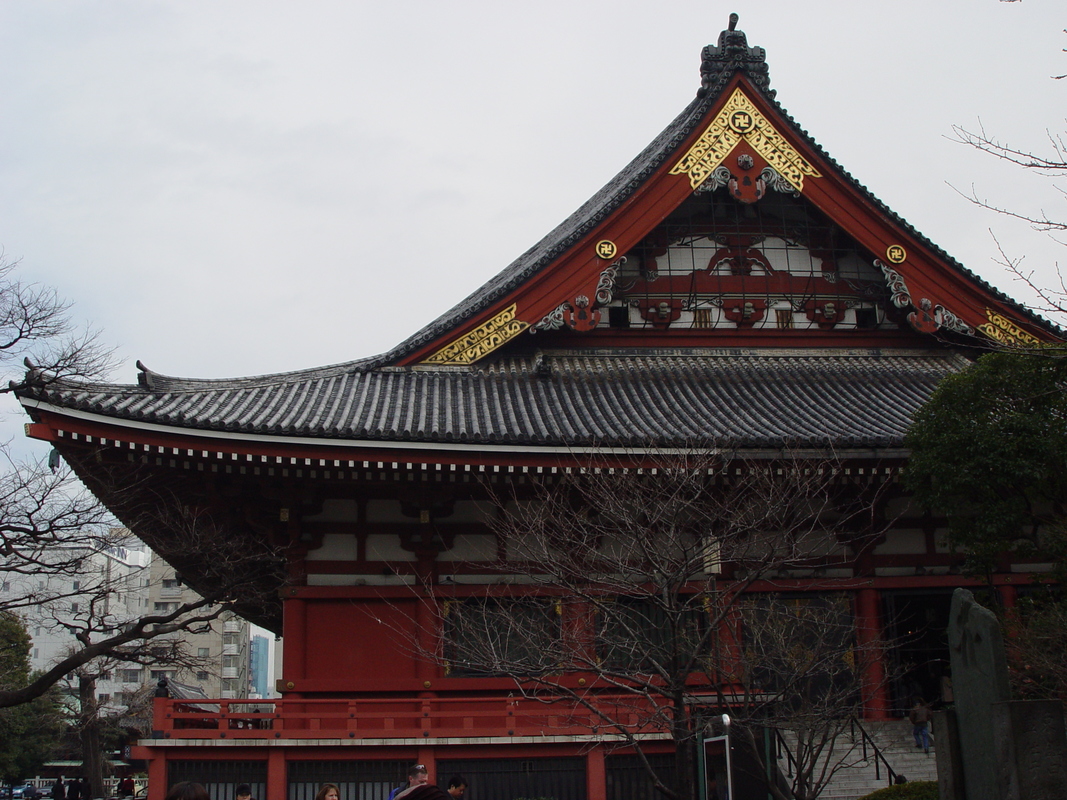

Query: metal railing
<box><xmin>848</xmin><ymin>716</ymin><xmax>898</xmax><ymax>787</ymax></box>
<box><xmin>769</xmin><ymin>717</ymin><xmax>898</xmax><ymax>793</ymax></box>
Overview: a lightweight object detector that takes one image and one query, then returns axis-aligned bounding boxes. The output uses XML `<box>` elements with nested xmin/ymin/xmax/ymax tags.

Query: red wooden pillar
<box><xmin>855</xmin><ymin>588</ymin><xmax>890</xmax><ymax>720</ymax></box>
<box><xmin>267</xmin><ymin>749</ymin><xmax>286</xmax><ymax>800</ymax></box>
<box><xmin>281</xmin><ymin>595</ymin><xmax>307</xmax><ymax>687</ymax></box>
<box><xmin>997</xmin><ymin>583</ymin><xmax>1018</xmax><ymax>610</ymax></box>
<box><xmin>419</xmin><ymin>747</ymin><xmax>436</xmax><ymax>785</ymax></box>
<box><xmin>146</xmin><ymin>754</ymin><xmax>166</xmax><ymax>800</ymax></box>
<box><xmin>586</xmin><ymin>746</ymin><xmax>606</xmax><ymax>800</ymax></box>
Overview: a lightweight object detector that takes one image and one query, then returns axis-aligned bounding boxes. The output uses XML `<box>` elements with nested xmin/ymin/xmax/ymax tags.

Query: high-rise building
<box><xmin>249</xmin><ymin>634</ymin><xmax>270</xmax><ymax>698</ymax></box>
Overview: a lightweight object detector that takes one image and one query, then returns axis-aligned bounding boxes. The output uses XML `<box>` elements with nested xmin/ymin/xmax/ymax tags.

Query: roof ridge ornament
<box><xmin>699</xmin><ymin>13</ymin><xmax>773</xmax><ymax>98</ymax></box>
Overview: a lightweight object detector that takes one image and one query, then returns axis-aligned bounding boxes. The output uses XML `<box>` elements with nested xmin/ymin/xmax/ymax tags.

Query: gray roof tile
<box><xmin>24</xmin><ymin>350</ymin><xmax>968</xmax><ymax>450</ymax></box>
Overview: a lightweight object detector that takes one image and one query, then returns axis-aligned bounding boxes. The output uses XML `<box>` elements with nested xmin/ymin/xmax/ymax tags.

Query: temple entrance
<box><xmin>881</xmin><ymin>589</ymin><xmax>954</xmax><ymax>713</ymax></box>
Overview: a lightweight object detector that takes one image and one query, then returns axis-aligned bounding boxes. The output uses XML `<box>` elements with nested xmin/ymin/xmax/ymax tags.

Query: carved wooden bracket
<box><xmin>723</xmin><ymin>298</ymin><xmax>767</xmax><ymax>328</ymax></box>
<box><xmin>637</xmin><ymin>298</ymin><xmax>684</xmax><ymax>328</ymax></box>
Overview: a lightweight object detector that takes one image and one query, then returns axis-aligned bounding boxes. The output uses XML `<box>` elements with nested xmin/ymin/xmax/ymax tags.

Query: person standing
<box><xmin>51</xmin><ymin>780</ymin><xmax>65</xmax><ymax>800</ymax></box>
<box><xmin>389</xmin><ymin>766</ymin><xmax>428</xmax><ymax>800</ymax></box>
<box><xmin>909</xmin><ymin>697</ymin><xmax>931</xmax><ymax>754</ymax></box>
<box><xmin>79</xmin><ymin>779</ymin><xmax>91</xmax><ymax>800</ymax></box>
<box><xmin>445</xmin><ymin>777</ymin><xmax>466</xmax><ymax>800</ymax></box>
<box><xmin>65</xmin><ymin>779</ymin><xmax>81</xmax><ymax>800</ymax></box>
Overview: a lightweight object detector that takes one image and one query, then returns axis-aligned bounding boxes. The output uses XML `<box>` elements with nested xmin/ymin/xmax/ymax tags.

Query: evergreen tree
<box><xmin>0</xmin><ymin>612</ymin><xmax>64</xmax><ymax>783</ymax></box>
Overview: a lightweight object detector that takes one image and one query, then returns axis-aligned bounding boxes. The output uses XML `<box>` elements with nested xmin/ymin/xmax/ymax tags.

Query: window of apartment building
<box><xmin>150</xmin><ymin>670</ymin><xmax>175</xmax><ymax>681</ymax></box>
<box><xmin>223</xmin><ymin>632</ymin><xmax>238</xmax><ymax>646</ymax></box>
<box><xmin>197</xmin><ymin>647</ymin><xmax>211</xmax><ymax>658</ymax></box>
<box><xmin>97</xmin><ymin>693</ymin><xmax>110</xmax><ymax>703</ymax></box>
<box><xmin>73</xmin><ymin>580</ymin><xmax>80</xmax><ymax>591</ymax></box>
<box><xmin>99</xmin><ymin>671</ymin><xmax>112</xmax><ymax>681</ymax></box>
<box><xmin>120</xmin><ymin>669</ymin><xmax>141</xmax><ymax>683</ymax></box>
<box><xmin>196</xmin><ymin>672</ymin><xmax>209</xmax><ymax>681</ymax></box>
<box><xmin>154</xmin><ymin>602</ymin><xmax>177</xmax><ymax>613</ymax></box>
<box><xmin>33</xmin><ymin>648</ymin><xmax>38</xmax><ymax>659</ymax></box>
<box><xmin>71</xmin><ymin>602</ymin><xmax>79</xmax><ymax>613</ymax></box>
<box><xmin>162</xmin><ymin>579</ymin><xmax>179</xmax><ymax>589</ymax></box>
<box><xmin>222</xmin><ymin>655</ymin><xmax>239</xmax><ymax>669</ymax></box>
<box><xmin>1</xmin><ymin>581</ymin><xmax>9</xmax><ymax>592</ymax></box>
<box><xmin>34</xmin><ymin>627</ymin><xmax>41</xmax><ymax>636</ymax></box>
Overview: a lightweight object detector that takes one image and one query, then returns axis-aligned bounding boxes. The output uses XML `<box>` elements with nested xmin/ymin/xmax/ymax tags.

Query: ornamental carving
<box><xmin>876</xmin><ymin>259</ymin><xmax>912</xmax><ymax>309</ymax></box>
<box><xmin>531</xmin><ymin>303</ymin><xmax>568</xmax><ymax>333</ymax></box>
<box><xmin>421</xmin><ymin>304</ymin><xmax>529</xmax><ymax>365</ymax></box>
<box><xmin>531</xmin><ymin>259</ymin><xmax>624</xmax><ymax>334</ymax></box>
<box><xmin>934</xmin><ymin>305</ymin><xmax>974</xmax><ymax>337</ymax></box>
<box><xmin>670</xmin><ymin>88</ymin><xmax>821</xmax><ymax>194</ymax></box>
<box><xmin>595</xmin><ymin>258</ymin><xmax>623</xmax><ymax>305</ymax></box>
<box><xmin>760</xmin><ymin>166</ymin><xmax>800</xmax><ymax>197</ymax></box>
<box><xmin>977</xmin><ymin>308</ymin><xmax>1041</xmax><ymax>347</ymax></box>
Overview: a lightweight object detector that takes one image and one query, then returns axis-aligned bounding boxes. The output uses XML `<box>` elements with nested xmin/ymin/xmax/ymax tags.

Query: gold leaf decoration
<box><xmin>421</xmin><ymin>304</ymin><xmax>530</xmax><ymax>365</ymax></box>
<box><xmin>670</xmin><ymin>88</ymin><xmax>821</xmax><ymax>193</ymax></box>
<box><xmin>977</xmin><ymin>308</ymin><xmax>1041</xmax><ymax>347</ymax></box>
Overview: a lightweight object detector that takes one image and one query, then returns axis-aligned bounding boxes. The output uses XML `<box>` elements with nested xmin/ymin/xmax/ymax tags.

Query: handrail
<box><xmin>770</xmin><ymin>718</ymin><xmax>898</xmax><ymax>793</ymax></box>
<box><xmin>849</xmin><ymin>716</ymin><xmax>898</xmax><ymax>787</ymax></box>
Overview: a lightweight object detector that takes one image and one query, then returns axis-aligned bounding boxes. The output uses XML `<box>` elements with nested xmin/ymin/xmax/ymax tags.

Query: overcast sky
<box><xmin>1</xmin><ymin>1</ymin><xmax>1064</xmax><ymax>390</ymax></box>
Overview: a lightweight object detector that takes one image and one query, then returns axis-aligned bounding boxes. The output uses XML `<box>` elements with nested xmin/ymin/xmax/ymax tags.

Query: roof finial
<box><xmin>698</xmin><ymin>14</ymin><xmax>773</xmax><ymax>99</ymax></box>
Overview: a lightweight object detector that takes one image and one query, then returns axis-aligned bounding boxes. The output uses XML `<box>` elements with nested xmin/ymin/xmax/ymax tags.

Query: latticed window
<box><xmin>444</xmin><ymin>597</ymin><xmax>561</xmax><ymax>677</ymax></box>
<box><xmin>596</xmin><ymin>596</ymin><xmax>708</xmax><ymax>673</ymax></box>
<box><xmin>740</xmin><ymin>593</ymin><xmax>857</xmax><ymax>705</ymax></box>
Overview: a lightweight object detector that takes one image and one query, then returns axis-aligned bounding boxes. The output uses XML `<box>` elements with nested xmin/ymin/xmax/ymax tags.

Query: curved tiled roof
<box><xmin>16</xmin><ymin>23</ymin><xmax>1042</xmax><ymax>454</ymax></box>
<box><xmin>352</xmin><ymin>24</ymin><xmax>1059</xmax><ymax>369</ymax></box>
<box><xmin>23</xmin><ymin>350</ymin><xmax>969</xmax><ymax>449</ymax></box>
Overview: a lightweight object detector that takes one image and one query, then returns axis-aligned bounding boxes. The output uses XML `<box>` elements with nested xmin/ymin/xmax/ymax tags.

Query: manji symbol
<box><xmin>728</xmin><ymin>111</ymin><xmax>754</xmax><ymax>133</ymax></box>
<box><xmin>885</xmin><ymin>244</ymin><xmax>907</xmax><ymax>264</ymax></box>
<box><xmin>595</xmin><ymin>240</ymin><xmax>618</xmax><ymax>260</ymax></box>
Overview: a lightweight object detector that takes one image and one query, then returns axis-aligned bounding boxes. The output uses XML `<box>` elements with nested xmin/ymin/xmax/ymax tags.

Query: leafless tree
<box><xmin>65</xmin><ymin>640</ymin><xmax>213</xmax><ymax>798</ymax></box>
<box><xmin>0</xmin><ymin>256</ymin><xmax>283</xmax><ymax>718</ymax></box>
<box><xmin>951</xmin><ymin>122</ymin><xmax>1067</xmax><ymax>323</ymax></box>
<box><xmin>425</xmin><ymin>451</ymin><xmax>896</xmax><ymax>800</ymax></box>
<box><xmin>0</xmin><ymin>256</ymin><xmax>116</xmax><ymax>392</ymax></box>
<box><xmin>0</xmin><ymin>490</ymin><xmax>282</xmax><ymax>710</ymax></box>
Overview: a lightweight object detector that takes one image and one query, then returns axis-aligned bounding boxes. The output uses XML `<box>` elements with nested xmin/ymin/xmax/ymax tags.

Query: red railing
<box><xmin>152</xmin><ymin>694</ymin><xmax>674</xmax><ymax>740</ymax></box>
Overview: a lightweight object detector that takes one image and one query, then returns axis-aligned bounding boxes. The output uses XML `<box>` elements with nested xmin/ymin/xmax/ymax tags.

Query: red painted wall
<box><xmin>304</xmin><ymin>598</ymin><xmax>422</xmax><ymax>683</ymax></box>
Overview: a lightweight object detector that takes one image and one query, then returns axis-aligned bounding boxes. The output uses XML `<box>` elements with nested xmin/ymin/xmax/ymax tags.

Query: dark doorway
<box><xmin>882</xmin><ymin>589</ymin><xmax>954</xmax><ymax>713</ymax></box>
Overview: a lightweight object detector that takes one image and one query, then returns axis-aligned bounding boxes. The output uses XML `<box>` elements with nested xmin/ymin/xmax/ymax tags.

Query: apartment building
<box><xmin>4</xmin><ymin>532</ymin><xmax>151</xmax><ymax>713</ymax></box>
<box><xmin>143</xmin><ymin>552</ymin><xmax>250</xmax><ymax>699</ymax></box>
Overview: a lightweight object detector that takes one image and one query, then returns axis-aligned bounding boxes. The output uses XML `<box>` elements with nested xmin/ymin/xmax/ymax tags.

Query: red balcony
<box><xmin>150</xmin><ymin>693</ymin><xmax>676</xmax><ymax>740</ymax></box>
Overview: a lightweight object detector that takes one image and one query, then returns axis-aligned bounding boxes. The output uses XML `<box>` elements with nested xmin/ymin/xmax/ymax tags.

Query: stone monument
<box><xmin>947</xmin><ymin>588</ymin><xmax>1011</xmax><ymax>798</ymax></box>
<box><xmin>941</xmin><ymin>588</ymin><xmax>1067</xmax><ymax>800</ymax></box>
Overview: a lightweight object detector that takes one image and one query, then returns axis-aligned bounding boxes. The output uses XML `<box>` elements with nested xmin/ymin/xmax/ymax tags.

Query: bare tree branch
<box><xmin>399</xmin><ymin>450</ymin><xmax>898</xmax><ymax>800</ymax></box>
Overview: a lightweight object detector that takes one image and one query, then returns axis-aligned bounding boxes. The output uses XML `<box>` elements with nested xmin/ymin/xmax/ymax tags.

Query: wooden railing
<box><xmin>151</xmin><ymin>694</ymin><xmax>673</xmax><ymax>740</ymax></box>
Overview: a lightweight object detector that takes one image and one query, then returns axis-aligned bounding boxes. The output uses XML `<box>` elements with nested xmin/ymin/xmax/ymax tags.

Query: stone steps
<box><xmin>775</xmin><ymin>721</ymin><xmax>938</xmax><ymax>800</ymax></box>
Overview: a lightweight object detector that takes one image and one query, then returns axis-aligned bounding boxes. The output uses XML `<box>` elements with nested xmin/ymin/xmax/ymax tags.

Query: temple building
<box><xmin>17</xmin><ymin>18</ymin><xmax>1057</xmax><ymax>800</ymax></box>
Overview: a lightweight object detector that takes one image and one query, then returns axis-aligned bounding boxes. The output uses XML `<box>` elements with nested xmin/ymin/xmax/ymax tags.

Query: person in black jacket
<box><xmin>65</xmin><ymin>780</ymin><xmax>80</xmax><ymax>800</ymax></box>
<box><xmin>51</xmin><ymin>780</ymin><xmax>65</xmax><ymax>800</ymax></box>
